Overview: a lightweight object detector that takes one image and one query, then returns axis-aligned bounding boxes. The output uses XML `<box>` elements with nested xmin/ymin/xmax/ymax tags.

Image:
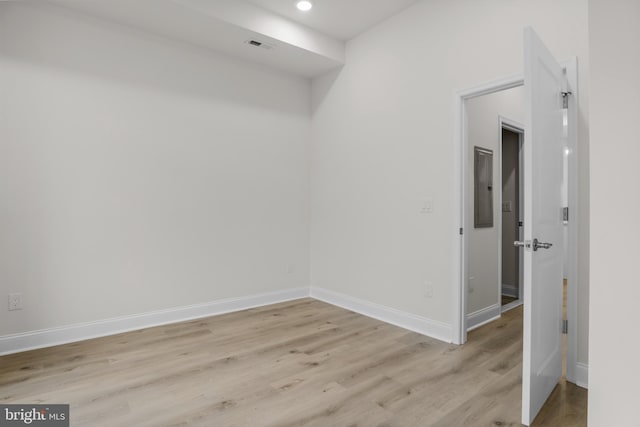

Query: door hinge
<box><xmin>459</xmin><ymin>227</ymin><xmax>464</xmax><ymax>235</ymax></box>
<box><xmin>561</xmin><ymin>91</ymin><xmax>572</xmax><ymax>109</ymax></box>
<box><xmin>562</xmin><ymin>319</ymin><xmax>568</xmax><ymax>335</ymax></box>
<box><xmin>563</xmin><ymin>207</ymin><xmax>569</xmax><ymax>222</ymax></box>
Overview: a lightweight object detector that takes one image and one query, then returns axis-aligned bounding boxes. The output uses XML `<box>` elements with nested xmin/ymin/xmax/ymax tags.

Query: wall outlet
<box><xmin>425</xmin><ymin>282</ymin><xmax>434</xmax><ymax>298</ymax></box>
<box><xmin>468</xmin><ymin>276</ymin><xmax>475</xmax><ymax>293</ymax></box>
<box><xmin>420</xmin><ymin>198</ymin><xmax>434</xmax><ymax>214</ymax></box>
<box><xmin>8</xmin><ymin>293</ymin><xmax>22</xmax><ymax>311</ymax></box>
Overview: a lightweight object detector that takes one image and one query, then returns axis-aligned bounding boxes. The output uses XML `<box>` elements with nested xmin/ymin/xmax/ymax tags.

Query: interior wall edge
<box><xmin>310</xmin><ymin>286</ymin><xmax>453</xmax><ymax>343</ymax></box>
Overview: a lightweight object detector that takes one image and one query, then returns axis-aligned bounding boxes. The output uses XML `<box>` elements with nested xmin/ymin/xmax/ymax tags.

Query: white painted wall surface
<box><xmin>466</xmin><ymin>87</ymin><xmax>524</xmax><ymax>316</ymax></box>
<box><xmin>588</xmin><ymin>0</ymin><xmax>640</xmax><ymax>423</ymax></box>
<box><xmin>310</xmin><ymin>0</ymin><xmax>590</xmax><ymax>367</ymax></box>
<box><xmin>0</xmin><ymin>2</ymin><xmax>310</xmax><ymax>336</ymax></box>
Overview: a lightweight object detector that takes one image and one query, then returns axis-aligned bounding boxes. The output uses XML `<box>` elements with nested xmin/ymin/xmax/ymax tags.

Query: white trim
<box><xmin>502</xmin><ymin>283</ymin><xmax>519</xmax><ymax>298</ymax></box>
<box><xmin>466</xmin><ymin>304</ymin><xmax>501</xmax><ymax>331</ymax></box>
<box><xmin>501</xmin><ymin>299</ymin><xmax>523</xmax><ymax>313</ymax></box>
<box><xmin>452</xmin><ymin>88</ymin><xmax>465</xmax><ymax>345</ymax></box>
<box><xmin>501</xmin><ymin>117</ymin><xmax>526</xmax><ymax>134</ymax></box>
<box><xmin>0</xmin><ymin>287</ymin><xmax>309</xmax><ymax>356</ymax></box>
<box><xmin>498</xmin><ymin>127</ymin><xmax>503</xmax><ymax>318</ymax></box>
<box><xmin>574</xmin><ymin>362</ymin><xmax>588</xmax><ymax>389</ymax></box>
<box><xmin>310</xmin><ymin>287</ymin><xmax>452</xmax><ymax>343</ymax></box>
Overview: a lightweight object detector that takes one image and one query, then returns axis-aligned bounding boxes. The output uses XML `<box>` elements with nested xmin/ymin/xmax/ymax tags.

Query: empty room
<box><xmin>0</xmin><ymin>0</ymin><xmax>637</xmax><ymax>426</ymax></box>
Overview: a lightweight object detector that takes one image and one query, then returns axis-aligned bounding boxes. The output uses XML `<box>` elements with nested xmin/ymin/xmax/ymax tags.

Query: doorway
<box><xmin>453</xmin><ymin>28</ymin><xmax>580</xmax><ymax>425</ymax></box>
<box><xmin>452</xmin><ymin>56</ymin><xmax>580</xmax><ymax>425</ymax></box>
<box><xmin>463</xmin><ymin>86</ymin><xmax>525</xmax><ymax>331</ymax></box>
<box><xmin>500</xmin><ymin>124</ymin><xmax>524</xmax><ymax>313</ymax></box>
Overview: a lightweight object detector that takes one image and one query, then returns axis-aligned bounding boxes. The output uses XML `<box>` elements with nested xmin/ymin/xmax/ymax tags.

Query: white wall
<box><xmin>310</xmin><ymin>0</ymin><xmax>590</xmax><ymax>366</ymax></box>
<box><xmin>0</xmin><ymin>0</ymin><xmax>594</xmax><ymax>375</ymax></box>
<box><xmin>588</xmin><ymin>0</ymin><xmax>640</xmax><ymax>423</ymax></box>
<box><xmin>0</xmin><ymin>2</ymin><xmax>310</xmax><ymax>336</ymax></box>
<box><xmin>466</xmin><ymin>88</ymin><xmax>524</xmax><ymax>317</ymax></box>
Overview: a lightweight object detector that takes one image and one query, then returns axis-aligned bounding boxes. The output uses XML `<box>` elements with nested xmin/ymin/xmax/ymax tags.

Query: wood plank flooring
<box><xmin>0</xmin><ymin>299</ymin><xmax>586</xmax><ymax>426</ymax></box>
<box><xmin>501</xmin><ymin>295</ymin><xmax>518</xmax><ymax>306</ymax></box>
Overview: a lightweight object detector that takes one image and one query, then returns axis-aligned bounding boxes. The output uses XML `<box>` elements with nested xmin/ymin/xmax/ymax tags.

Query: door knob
<box><xmin>533</xmin><ymin>238</ymin><xmax>553</xmax><ymax>251</ymax></box>
<box><xmin>514</xmin><ymin>240</ymin><xmax>528</xmax><ymax>248</ymax></box>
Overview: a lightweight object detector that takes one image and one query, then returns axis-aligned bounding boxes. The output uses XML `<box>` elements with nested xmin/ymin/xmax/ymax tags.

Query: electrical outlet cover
<box><xmin>8</xmin><ymin>293</ymin><xmax>22</xmax><ymax>311</ymax></box>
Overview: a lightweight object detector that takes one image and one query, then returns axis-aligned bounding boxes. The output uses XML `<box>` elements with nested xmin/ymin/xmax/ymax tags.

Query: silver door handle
<box><xmin>514</xmin><ymin>240</ymin><xmax>527</xmax><ymax>247</ymax></box>
<box><xmin>533</xmin><ymin>238</ymin><xmax>553</xmax><ymax>251</ymax></box>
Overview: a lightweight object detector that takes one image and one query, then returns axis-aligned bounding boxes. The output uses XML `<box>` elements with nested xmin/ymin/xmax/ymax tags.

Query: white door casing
<box><xmin>521</xmin><ymin>27</ymin><xmax>566</xmax><ymax>425</ymax></box>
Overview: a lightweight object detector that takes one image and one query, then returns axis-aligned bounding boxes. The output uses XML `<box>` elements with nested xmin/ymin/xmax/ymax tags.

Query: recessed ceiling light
<box><xmin>296</xmin><ymin>1</ymin><xmax>313</xmax><ymax>12</ymax></box>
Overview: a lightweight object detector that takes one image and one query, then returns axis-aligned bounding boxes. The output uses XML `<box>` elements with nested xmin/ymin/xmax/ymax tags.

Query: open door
<box><xmin>520</xmin><ymin>27</ymin><xmax>566</xmax><ymax>425</ymax></box>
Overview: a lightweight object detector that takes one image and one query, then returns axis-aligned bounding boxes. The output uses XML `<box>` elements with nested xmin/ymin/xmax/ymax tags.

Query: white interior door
<box><xmin>521</xmin><ymin>27</ymin><xmax>565</xmax><ymax>426</ymax></box>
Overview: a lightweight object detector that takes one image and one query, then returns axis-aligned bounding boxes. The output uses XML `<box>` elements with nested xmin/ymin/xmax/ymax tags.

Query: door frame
<box><xmin>451</xmin><ymin>58</ymin><xmax>580</xmax><ymax>385</ymax></box>
<box><xmin>498</xmin><ymin>117</ymin><xmax>524</xmax><ymax>313</ymax></box>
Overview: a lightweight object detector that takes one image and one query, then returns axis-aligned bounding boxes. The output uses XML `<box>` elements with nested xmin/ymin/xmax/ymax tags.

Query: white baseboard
<box><xmin>309</xmin><ymin>287</ymin><xmax>452</xmax><ymax>343</ymax></box>
<box><xmin>467</xmin><ymin>304</ymin><xmax>501</xmax><ymax>331</ymax></box>
<box><xmin>0</xmin><ymin>283</ymin><xmax>588</xmax><ymax>392</ymax></box>
<box><xmin>0</xmin><ymin>287</ymin><xmax>309</xmax><ymax>356</ymax></box>
<box><xmin>501</xmin><ymin>299</ymin><xmax>523</xmax><ymax>313</ymax></box>
<box><xmin>574</xmin><ymin>362</ymin><xmax>589</xmax><ymax>389</ymax></box>
<box><xmin>501</xmin><ymin>283</ymin><xmax>519</xmax><ymax>298</ymax></box>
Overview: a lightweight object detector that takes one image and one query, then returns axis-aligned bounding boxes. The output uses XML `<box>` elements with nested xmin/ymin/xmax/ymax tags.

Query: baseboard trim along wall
<box><xmin>1</xmin><ymin>284</ymin><xmax>586</xmax><ymax>385</ymax></box>
<box><xmin>310</xmin><ymin>287</ymin><xmax>453</xmax><ymax>343</ymax></box>
<box><xmin>575</xmin><ymin>362</ymin><xmax>589</xmax><ymax>389</ymax></box>
<box><xmin>501</xmin><ymin>283</ymin><xmax>518</xmax><ymax>298</ymax></box>
<box><xmin>0</xmin><ymin>287</ymin><xmax>309</xmax><ymax>356</ymax></box>
<box><xmin>467</xmin><ymin>304</ymin><xmax>501</xmax><ymax>331</ymax></box>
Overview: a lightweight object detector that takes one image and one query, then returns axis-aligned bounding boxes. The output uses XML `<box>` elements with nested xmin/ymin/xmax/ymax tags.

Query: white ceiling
<box><xmin>46</xmin><ymin>0</ymin><xmax>418</xmax><ymax>77</ymax></box>
<box><xmin>246</xmin><ymin>0</ymin><xmax>419</xmax><ymax>40</ymax></box>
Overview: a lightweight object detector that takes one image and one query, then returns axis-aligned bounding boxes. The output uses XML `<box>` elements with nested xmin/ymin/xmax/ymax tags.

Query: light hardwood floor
<box><xmin>0</xmin><ymin>299</ymin><xmax>586</xmax><ymax>426</ymax></box>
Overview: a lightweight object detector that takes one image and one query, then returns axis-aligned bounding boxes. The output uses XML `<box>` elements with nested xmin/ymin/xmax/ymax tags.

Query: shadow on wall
<box><xmin>311</xmin><ymin>67</ymin><xmax>343</xmax><ymax>116</ymax></box>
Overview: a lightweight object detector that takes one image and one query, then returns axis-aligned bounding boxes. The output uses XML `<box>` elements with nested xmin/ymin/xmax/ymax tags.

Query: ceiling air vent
<box><xmin>245</xmin><ymin>39</ymin><xmax>275</xmax><ymax>50</ymax></box>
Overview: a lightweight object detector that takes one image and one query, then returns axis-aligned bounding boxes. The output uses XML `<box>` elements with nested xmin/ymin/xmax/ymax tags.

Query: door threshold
<box><xmin>502</xmin><ymin>299</ymin><xmax>523</xmax><ymax>313</ymax></box>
